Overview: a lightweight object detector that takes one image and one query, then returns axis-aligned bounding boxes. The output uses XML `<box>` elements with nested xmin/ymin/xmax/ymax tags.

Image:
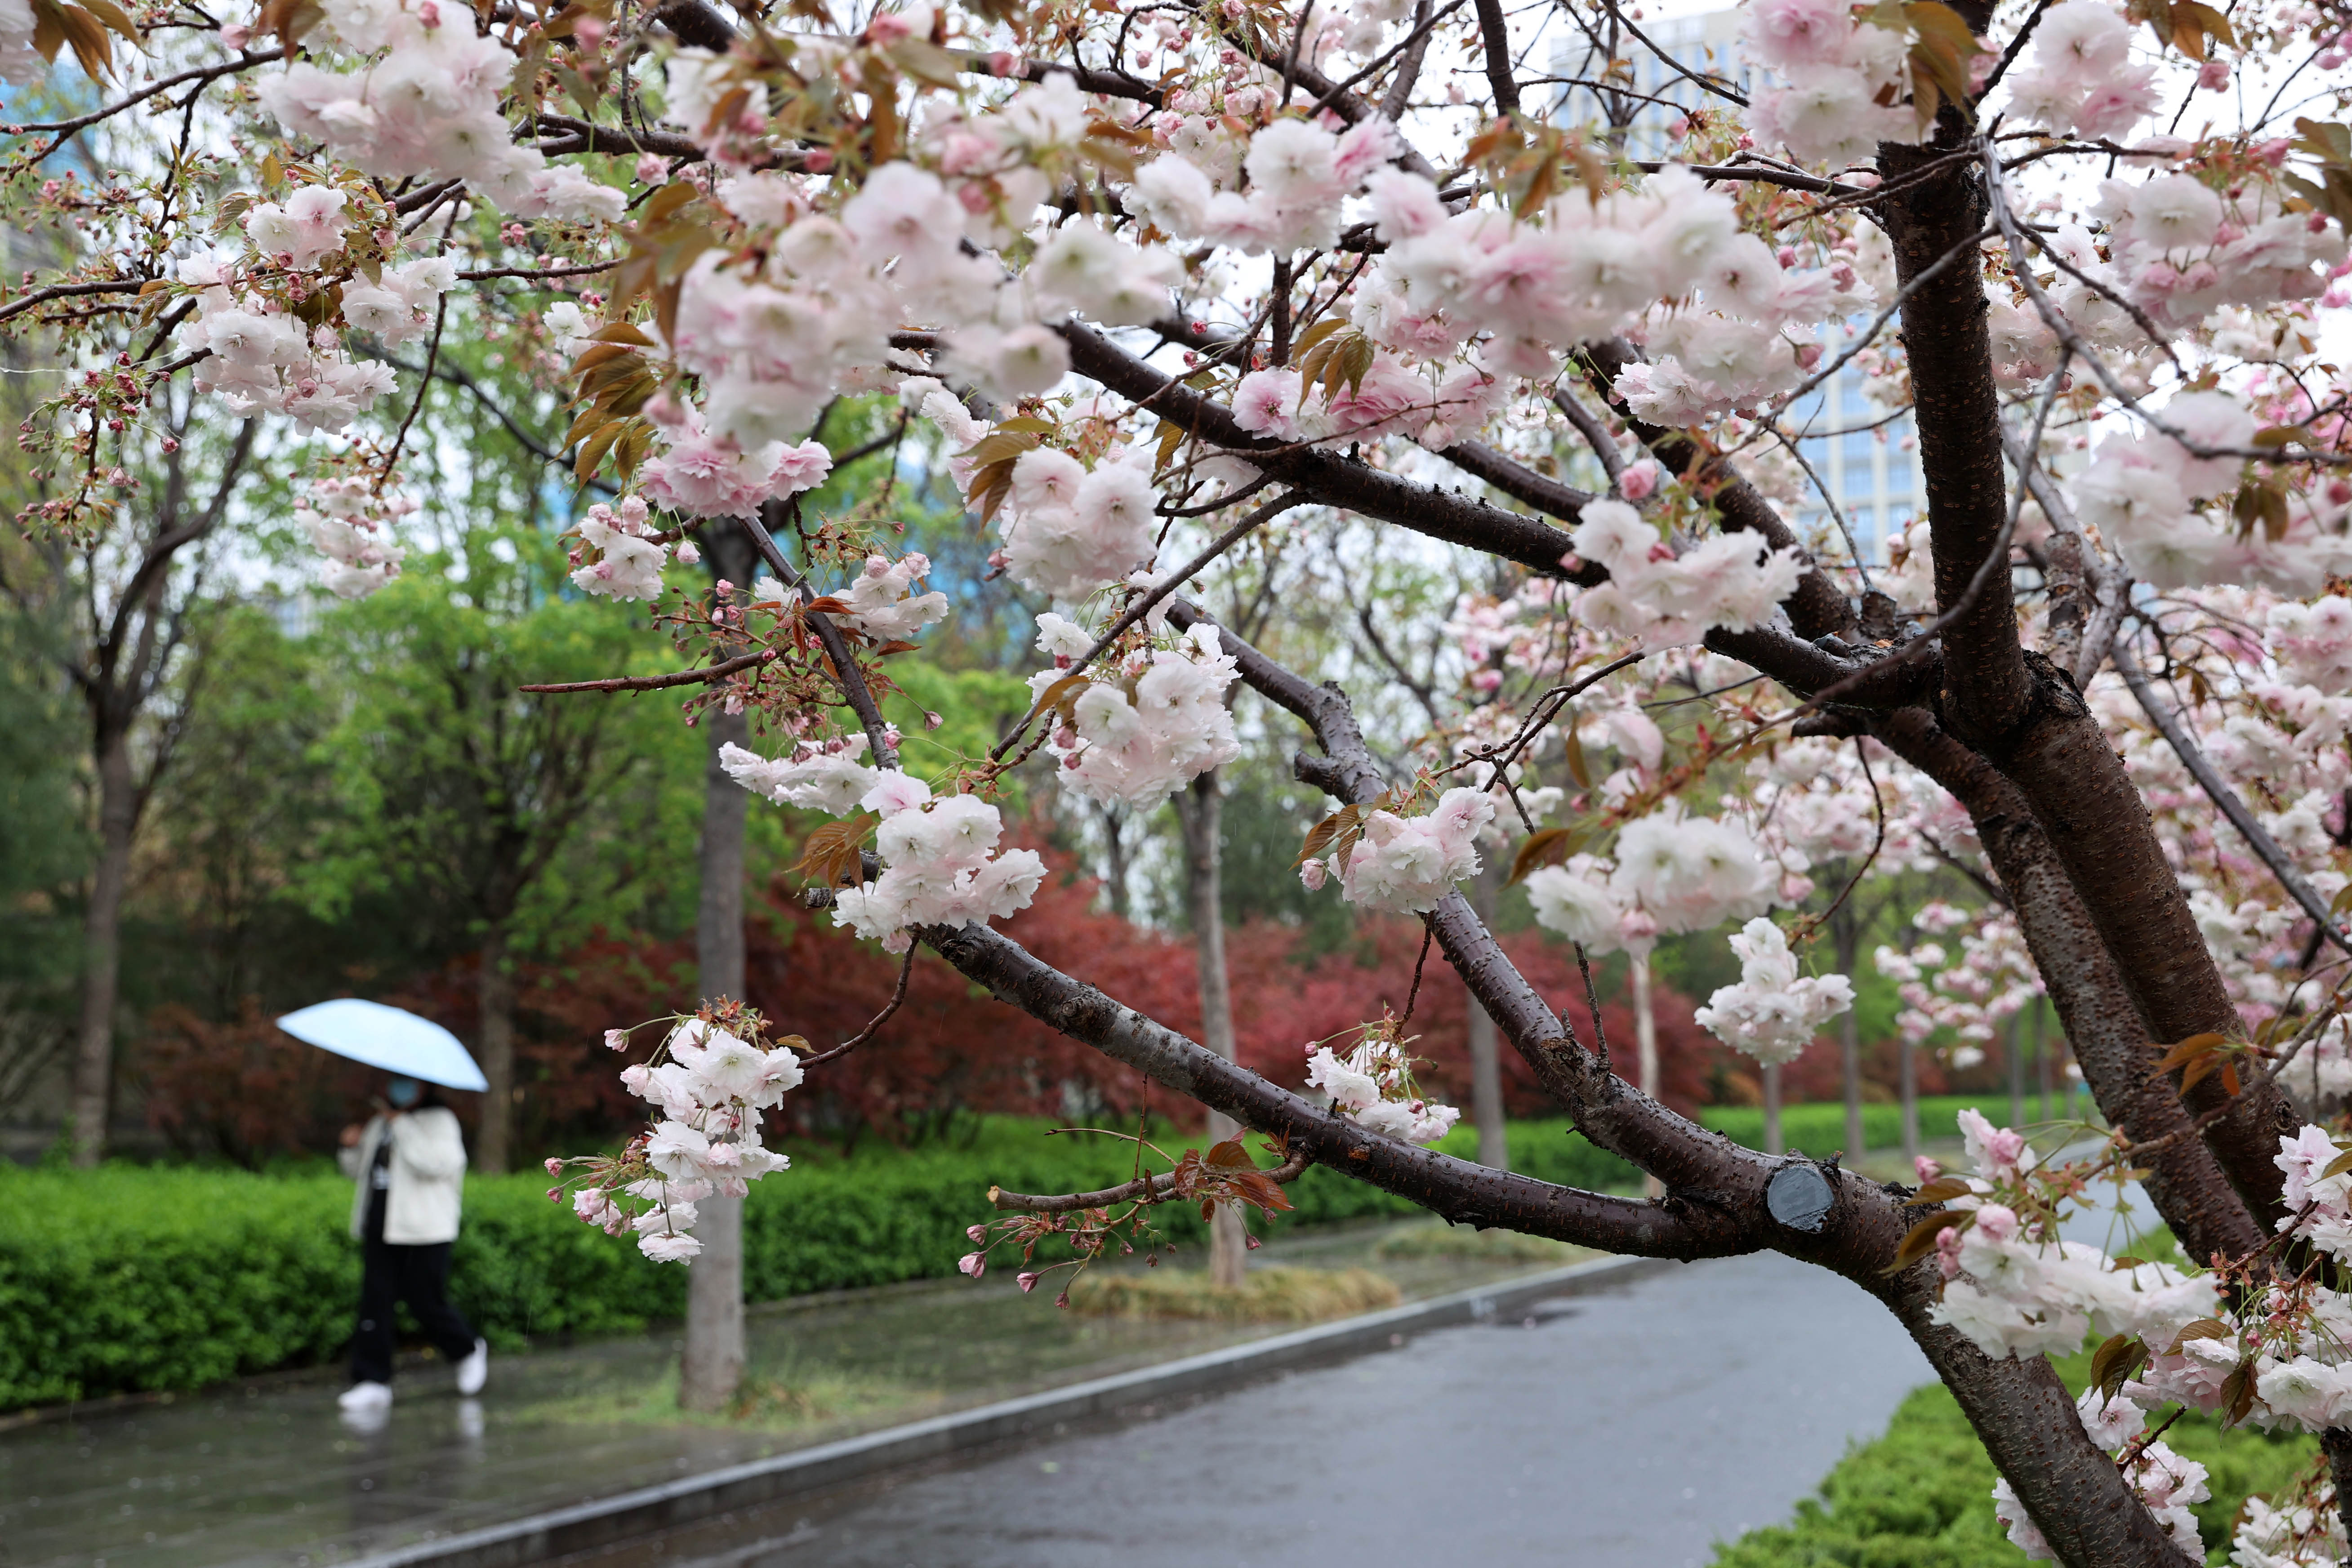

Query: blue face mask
<box><xmin>387</xmin><ymin>1078</ymin><xmax>422</xmax><ymax>1109</ymax></box>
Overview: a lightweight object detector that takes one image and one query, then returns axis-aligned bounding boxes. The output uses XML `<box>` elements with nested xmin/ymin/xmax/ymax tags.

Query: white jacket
<box><xmin>338</xmin><ymin>1107</ymin><xmax>468</xmax><ymax>1245</ymax></box>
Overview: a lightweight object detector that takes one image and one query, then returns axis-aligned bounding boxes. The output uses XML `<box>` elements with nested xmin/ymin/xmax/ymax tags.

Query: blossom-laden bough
<box><xmin>27</xmin><ymin>0</ymin><xmax>2352</xmax><ymax>1555</ymax></box>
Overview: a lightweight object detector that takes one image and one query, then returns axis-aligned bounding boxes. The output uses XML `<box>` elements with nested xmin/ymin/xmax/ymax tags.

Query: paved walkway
<box><xmin>653</xmin><ymin>1252</ymin><xmax>1935</xmax><ymax>1568</ymax></box>
<box><xmin>0</xmin><ymin>1221</ymin><xmax>1580</xmax><ymax>1568</ymax></box>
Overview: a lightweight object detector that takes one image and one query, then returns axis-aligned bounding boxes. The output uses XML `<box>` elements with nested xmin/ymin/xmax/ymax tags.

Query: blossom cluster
<box><xmin>1875</xmin><ymin>904</ymin><xmax>2041</xmax><ymax>1062</ymax></box>
<box><xmin>1524</xmin><ymin>805</ymin><xmax>1779</xmax><ymax>957</ymax></box>
<box><xmin>990</xmin><ymin>444</ymin><xmax>1160</xmax><ymax>600</ymax></box>
<box><xmin>2000</xmin><ymin>0</ymin><xmax>2162</xmax><ymax>141</ymax></box>
<box><xmin>721</xmin><ymin>738</ymin><xmax>1047</xmax><ymax>951</ymax></box>
<box><xmin>1300</xmin><ymin>788</ymin><xmax>1497</xmax><ymax>915</ymax></box>
<box><xmin>1693</xmin><ymin>918</ymin><xmax>1856</xmax><ymax>1064</ymax></box>
<box><xmin>834</xmin><ymin>553</ymin><xmax>952</xmax><ymax>642</ymax></box>
<box><xmin>556</xmin><ymin>1016</ymin><xmax>802</xmax><ymax>1263</ymax></box>
<box><xmin>2077</xmin><ymin>390</ymin><xmax>2349</xmax><ymax>594</ymax></box>
<box><xmin>568</xmin><ymin>496</ymin><xmax>673</xmax><ymax>602</ymax></box>
<box><xmin>1740</xmin><ymin>0</ymin><xmax>1935</xmax><ymax>166</ymax></box>
<box><xmin>257</xmin><ymin>0</ymin><xmax>624</xmax><ymax>222</ymax></box>
<box><xmin>1031</xmin><ymin>616</ymin><xmax>1241</xmax><ymax>810</ymax></box>
<box><xmin>1924</xmin><ymin>1109</ymin><xmax>2217</xmax><ymax>1362</ymax></box>
<box><xmin>297</xmin><ymin>477</ymin><xmax>412</xmax><ymax>600</ymax></box>
<box><xmin>176</xmin><ymin>237</ymin><xmax>448</xmax><ymax>436</ymax></box>
<box><xmin>1565</xmin><ymin>500</ymin><xmax>1807</xmax><ymax>651</ymax></box>
<box><xmin>1303</xmin><ymin>1020</ymin><xmax>1460</xmax><ymax>1145</ymax></box>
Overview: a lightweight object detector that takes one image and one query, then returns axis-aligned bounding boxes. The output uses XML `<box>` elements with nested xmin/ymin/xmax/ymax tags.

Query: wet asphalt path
<box><xmin>669</xmin><ymin>1252</ymin><xmax>1935</xmax><ymax>1568</ymax></box>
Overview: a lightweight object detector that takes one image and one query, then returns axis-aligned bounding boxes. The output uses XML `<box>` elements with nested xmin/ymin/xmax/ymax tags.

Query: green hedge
<box><xmin>0</xmin><ymin>1099</ymin><xmax>2019</xmax><ymax>1411</ymax></box>
<box><xmin>1713</xmin><ymin>1345</ymin><xmax>2307</xmax><ymax>1567</ymax></box>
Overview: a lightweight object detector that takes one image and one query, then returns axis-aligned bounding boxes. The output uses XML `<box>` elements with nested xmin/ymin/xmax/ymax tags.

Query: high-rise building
<box><xmin>1551</xmin><ymin>9</ymin><xmax>1926</xmax><ymax>564</ymax></box>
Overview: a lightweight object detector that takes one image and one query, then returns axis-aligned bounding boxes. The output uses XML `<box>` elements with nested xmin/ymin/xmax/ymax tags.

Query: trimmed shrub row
<box><xmin>0</xmin><ymin>1100</ymin><xmax>2008</xmax><ymax>1409</ymax></box>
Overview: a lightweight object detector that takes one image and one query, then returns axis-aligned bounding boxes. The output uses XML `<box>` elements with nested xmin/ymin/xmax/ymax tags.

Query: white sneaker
<box><xmin>455</xmin><ymin>1338</ymin><xmax>488</xmax><ymax>1396</ymax></box>
<box><xmin>338</xmin><ymin>1381</ymin><xmax>393</xmax><ymax>1413</ymax></box>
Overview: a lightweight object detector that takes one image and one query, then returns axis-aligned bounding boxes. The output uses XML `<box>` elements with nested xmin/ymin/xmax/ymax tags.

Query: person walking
<box><xmin>336</xmin><ymin>1075</ymin><xmax>488</xmax><ymax>1414</ymax></box>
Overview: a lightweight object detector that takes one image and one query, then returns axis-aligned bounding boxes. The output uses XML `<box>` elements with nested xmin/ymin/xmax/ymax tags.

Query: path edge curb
<box><xmin>347</xmin><ymin>1252</ymin><xmax>1679</xmax><ymax>1568</ymax></box>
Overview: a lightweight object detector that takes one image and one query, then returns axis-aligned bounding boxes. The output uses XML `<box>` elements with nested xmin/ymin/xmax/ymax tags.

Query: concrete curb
<box><xmin>348</xmin><ymin>1252</ymin><xmax>1676</xmax><ymax>1568</ymax></box>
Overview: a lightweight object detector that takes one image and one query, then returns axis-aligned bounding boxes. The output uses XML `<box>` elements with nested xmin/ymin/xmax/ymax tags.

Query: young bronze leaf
<box><xmin>1296</xmin><ymin>804</ymin><xmax>1359</xmax><ymax>867</ymax></box>
<box><xmin>793</xmin><ymin>815</ymin><xmax>876</xmax><ymax>888</ymax></box>
<box><xmin>2153</xmin><ymin>1032</ymin><xmax>2229</xmax><ymax>1074</ymax></box>
<box><xmin>1506</xmin><ymin>826</ymin><xmax>1580</xmax><ymax>886</ymax></box>
<box><xmin>1881</xmin><ymin>1208</ymin><xmax>1965</xmax><ymax>1274</ymax></box>
<box><xmin>1907</xmin><ymin>1175</ymin><xmax>1977</xmax><ymax>1206</ymax></box>
<box><xmin>1205</xmin><ymin>1139</ymin><xmax>1254</xmax><ymax>1170</ymax></box>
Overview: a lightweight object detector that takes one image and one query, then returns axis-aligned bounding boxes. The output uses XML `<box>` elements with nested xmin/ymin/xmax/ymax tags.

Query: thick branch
<box><xmin>1038</xmin><ymin>323</ymin><xmax>1590</xmax><ymax>574</ymax></box>
<box><xmin>1875</xmin><ymin>145</ymin><xmax>2029</xmax><ymax>742</ymax></box>
<box><xmin>923</xmin><ymin>922</ymin><xmax>1740</xmax><ymax>1257</ymax></box>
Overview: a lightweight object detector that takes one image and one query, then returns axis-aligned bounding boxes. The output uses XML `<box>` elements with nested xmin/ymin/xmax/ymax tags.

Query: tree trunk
<box><xmin>1173</xmin><ymin>771</ymin><xmax>1247</xmax><ymax>1288</ymax></box>
<box><xmin>475</xmin><ymin>924</ymin><xmax>515</xmax><ymax>1175</ymax></box>
<box><xmin>1628</xmin><ymin>952</ymin><xmax>1662</xmax><ymax>1198</ymax></box>
<box><xmin>1833</xmin><ymin>899</ymin><xmax>1866</xmax><ymax>1161</ymax></box>
<box><xmin>681</xmin><ymin>705</ymin><xmax>751</xmax><ymax>1413</ymax></box>
<box><xmin>69</xmin><ymin>725</ymin><xmax>137</xmax><ymax>1166</ymax></box>
<box><xmin>1762</xmin><ymin>1063</ymin><xmax>1783</xmax><ymax>1156</ymax></box>
<box><xmin>2034</xmin><ymin>998</ymin><xmax>2051</xmax><ymax>1122</ymax></box>
<box><xmin>1466</xmin><ymin>869</ymin><xmax>1509</xmax><ymax>1170</ymax></box>
<box><xmin>2008</xmin><ymin>1009</ymin><xmax>2025</xmax><ymax>1129</ymax></box>
<box><xmin>1900</xmin><ymin>1034</ymin><xmax>1920</xmax><ymax>1166</ymax></box>
<box><xmin>1095</xmin><ymin>800</ymin><xmax>1132</xmax><ymax>922</ymax></box>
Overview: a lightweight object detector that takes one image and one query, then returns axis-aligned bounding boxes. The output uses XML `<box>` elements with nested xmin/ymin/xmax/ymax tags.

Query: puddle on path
<box><xmin>1</xmin><ymin>1217</ymin><xmax>1586</xmax><ymax>1568</ymax></box>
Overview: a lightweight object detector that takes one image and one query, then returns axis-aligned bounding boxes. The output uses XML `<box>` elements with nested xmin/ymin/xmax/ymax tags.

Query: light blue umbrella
<box><xmin>277</xmin><ymin>998</ymin><xmax>489</xmax><ymax>1092</ymax></box>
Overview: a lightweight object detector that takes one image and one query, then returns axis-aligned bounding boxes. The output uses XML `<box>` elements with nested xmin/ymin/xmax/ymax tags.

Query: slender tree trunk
<box><xmin>2034</xmin><ymin>998</ymin><xmax>2051</xmax><ymax>1122</ymax></box>
<box><xmin>69</xmin><ymin>725</ymin><xmax>136</xmax><ymax>1166</ymax></box>
<box><xmin>1900</xmin><ymin>1035</ymin><xmax>1920</xmax><ymax>1166</ymax></box>
<box><xmin>1174</xmin><ymin>771</ymin><xmax>1246</xmax><ymax>1288</ymax></box>
<box><xmin>1466</xmin><ymin>869</ymin><xmax>1509</xmax><ymax>1170</ymax></box>
<box><xmin>1833</xmin><ymin>899</ymin><xmax>1866</xmax><ymax>1160</ymax></box>
<box><xmin>1094</xmin><ymin>801</ymin><xmax>1132</xmax><ymax>922</ymax></box>
<box><xmin>1629</xmin><ymin>952</ymin><xmax>1662</xmax><ymax>1198</ymax></box>
<box><xmin>2008</xmin><ymin>1009</ymin><xmax>2025</xmax><ymax>1129</ymax></box>
<box><xmin>475</xmin><ymin>924</ymin><xmax>515</xmax><ymax>1175</ymax></box>
<box><xmin>681</xmin><ymin>705</ymin><xmax>750</xmax><ymax>1413</ymax></box>
<box><xmin>1762</xmin><ymin>1063</ymin><xmax>1783</xmax><ymax>1156</ymax></box>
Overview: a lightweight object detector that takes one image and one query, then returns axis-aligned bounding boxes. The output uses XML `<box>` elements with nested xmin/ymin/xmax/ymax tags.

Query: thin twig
<box><xmin>377</xmin><ymin>294</ymin><xmax>446</xmax><ymax>490</ymax></box>
<box><xmin>1399</xmin><ymin>927</ymin><xmax>1436</xmax><ymax>1027</ymax></box>
<box><xmin>1575</xmin><ymin>943</ymin><xmax>1611</xmax><ymax>1069</ymax></box>
<box><xmin>520</xmin><ymin>648</ymin><xmax>779</xmax><ymax>695</ymax></box>
<box><xmin>800</xmin><ymin>945</ymin><xmax>918</xmax><ymax>1068</ymax></box>
<box><xmin>738</xmin><ymin>506</ymin><xmax>902</xmax><ymax>769</ymax></box>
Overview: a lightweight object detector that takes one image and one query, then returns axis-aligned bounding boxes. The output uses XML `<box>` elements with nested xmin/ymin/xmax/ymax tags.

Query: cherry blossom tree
<box><xmin>27</xmin><ymin>0</ymin><xmax>2352</xmax><ymax>1556</ymax></box>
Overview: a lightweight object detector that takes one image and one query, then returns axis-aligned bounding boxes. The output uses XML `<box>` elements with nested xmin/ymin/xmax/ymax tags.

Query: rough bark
<box><xmin>1173</xmin><ymin>770</ymin><xmax>1247</xmax><ymax>1287</ymax></box>
<box><xmin>680</xmin><ymin>704</ymin><xmax>751</xmax><ymax>1413</ymax></box>
<box><xmin>69</xmin><ymin>727</ymin><xmax>135</xmax><ymax>1165</ymax></box>
<box><xmin>1876</xmin><ymin>119</ymin><xmax>2296</xmax><ymax>1229</ymax></box>
<box><xmin>475</xmin><ymin>924</ymin><xmax>515</xmax><ymax>1175</ymax></box>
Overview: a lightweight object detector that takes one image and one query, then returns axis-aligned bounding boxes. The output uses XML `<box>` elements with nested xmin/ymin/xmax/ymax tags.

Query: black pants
<box><xmin>351</xmin><ymin>1238</ymin><xmax>478</xmax><ymax>1385</ymax></box>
